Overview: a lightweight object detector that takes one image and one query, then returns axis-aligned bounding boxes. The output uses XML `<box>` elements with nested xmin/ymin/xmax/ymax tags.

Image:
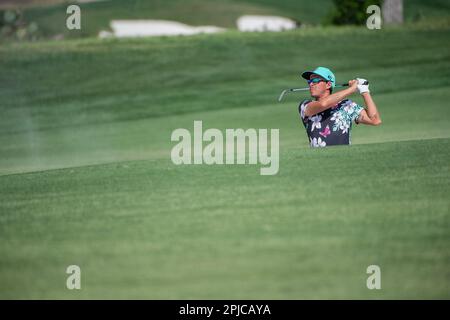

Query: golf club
<box><xmin>278</xmin><ymin>80</ymin><xmax>369</xmax><ymax>102</ymax></box>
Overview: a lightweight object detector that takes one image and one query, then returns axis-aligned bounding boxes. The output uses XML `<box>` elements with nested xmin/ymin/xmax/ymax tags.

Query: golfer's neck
<box><xmin>315</xmin><ymin>91</ymin><xmax>331</xmax><ymax>101</ymax></box>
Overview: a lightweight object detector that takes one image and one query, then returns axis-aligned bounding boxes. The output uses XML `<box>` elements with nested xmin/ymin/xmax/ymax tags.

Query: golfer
<box><xmin>298</xmin><ymin>67</ymin><xmax>381</xmax><ymax>147</ymax></box>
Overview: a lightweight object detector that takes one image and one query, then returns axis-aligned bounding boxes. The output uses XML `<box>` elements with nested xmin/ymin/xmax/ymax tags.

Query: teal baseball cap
<box><xmin>301</xmin><ymin>67</ymin><xmax>336</xmax><ymax>88</ymax></box>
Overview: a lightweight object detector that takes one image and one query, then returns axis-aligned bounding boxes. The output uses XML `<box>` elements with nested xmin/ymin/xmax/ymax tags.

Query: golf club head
<box><xmin>278</xmin><ymin>87</ymin><xmax>310</xmax><ymax>102</ymax></box>
<box><xmin>278</xmin><ymin>89</ymin><xmax>287</xmax><ymax>102</ymax></box>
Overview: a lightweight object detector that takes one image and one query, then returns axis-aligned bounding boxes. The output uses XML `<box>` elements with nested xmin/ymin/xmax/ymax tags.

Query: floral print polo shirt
<box><xmin>298</xmin><ymin>99</ymin><xmax>364</xmax><ymax>147</ymax></box>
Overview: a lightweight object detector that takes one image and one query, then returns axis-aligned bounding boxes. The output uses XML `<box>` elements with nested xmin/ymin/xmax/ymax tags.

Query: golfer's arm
<box><xmin>357</xmin><ymin>93</ymin><xmax>382</xmax><ymax>126</ymax></box>
<box><xmin>304</xmin><ymin>87</ymin><xmax>354</xmax><ymax>117</ymax></box>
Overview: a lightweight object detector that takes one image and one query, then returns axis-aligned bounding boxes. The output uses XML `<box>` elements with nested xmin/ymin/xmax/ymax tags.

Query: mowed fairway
<box><xmin>1</xmin><ymin>24</ymin><xmax>450</xmax><ymax>298</ymax></box>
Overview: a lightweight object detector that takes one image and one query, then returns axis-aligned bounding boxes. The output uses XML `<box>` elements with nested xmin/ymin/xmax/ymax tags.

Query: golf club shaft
<box><xmin>278</xmin><ymin>81</ymin><xmax>369</xmax><ymax>102</ymax></box>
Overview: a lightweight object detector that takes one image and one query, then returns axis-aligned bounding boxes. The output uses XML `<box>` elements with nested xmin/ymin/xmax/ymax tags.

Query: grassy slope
<box><xmin>1</xmin><ymin>25</ymin><xmax>450</xmax><ymax>174</ymax></box>
<box><xmin>0</xmin><ymin>23</ymin><xmax>450</xmax><ymax>298</ymax></box>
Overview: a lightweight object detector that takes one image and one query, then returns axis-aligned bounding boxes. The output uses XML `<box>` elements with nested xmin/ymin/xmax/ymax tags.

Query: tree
<box><xmin>382</xmin><ymin>0</ymin><xmax>403</xmax><ymax>24</ymax></box>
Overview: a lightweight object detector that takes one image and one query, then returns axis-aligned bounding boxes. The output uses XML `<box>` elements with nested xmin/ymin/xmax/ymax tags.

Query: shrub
<box><xmin>0</xmin><ymin>9</ymin><xmax>39</xmax><ymax>41</ymax></box>
<box><xmin>325</xmin><ymin>0</ymin><xmax>382</xmax><ymax>25</ymax></box>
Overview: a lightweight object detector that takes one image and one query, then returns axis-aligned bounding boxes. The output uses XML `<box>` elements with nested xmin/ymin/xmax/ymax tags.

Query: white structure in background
<box><xmin>237</xmin><ymin>15</ymin><xmax>297</xmax><ymax>32</ymax></box>
<box><xmin>99</xmin><ymin>20</ymin><xmax>225</xmax><ymax>38</ymax></box>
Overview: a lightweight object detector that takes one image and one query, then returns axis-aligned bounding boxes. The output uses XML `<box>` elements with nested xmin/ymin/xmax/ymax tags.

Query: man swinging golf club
<box><xmin>298</xmin><ymin>67</ymin><xmax>381</xmax><ymax>147</ymax></box>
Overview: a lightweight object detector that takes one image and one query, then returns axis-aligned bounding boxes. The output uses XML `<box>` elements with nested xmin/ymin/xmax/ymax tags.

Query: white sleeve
<box><xmin>300</xmin><ymin>100</ymin><xmax>311</xmax><ymax>119</ymax></box>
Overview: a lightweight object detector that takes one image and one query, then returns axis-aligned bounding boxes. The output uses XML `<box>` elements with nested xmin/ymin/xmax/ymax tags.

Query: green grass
<box><xmin>1</xmin><ymin>140</ymin><xmax>449</xmax><ymax>299</ymax></box>
<box><xmin>0</xmin><ymin>22</ymin><xmax>450</xmax><ymax>298</ymax></box>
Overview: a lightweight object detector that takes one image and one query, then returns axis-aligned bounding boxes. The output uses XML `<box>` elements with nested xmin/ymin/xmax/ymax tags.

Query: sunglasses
<box><xmin>307</xmin><ymin>78</ymin><xmax>327</xmax><ymax>85</ymax></box>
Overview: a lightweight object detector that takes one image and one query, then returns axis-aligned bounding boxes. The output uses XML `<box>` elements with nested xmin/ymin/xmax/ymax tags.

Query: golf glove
<box><xmin>356</xmin><ymin>78</ymin><xmax>370</xmax><ymax>94</ymax></box>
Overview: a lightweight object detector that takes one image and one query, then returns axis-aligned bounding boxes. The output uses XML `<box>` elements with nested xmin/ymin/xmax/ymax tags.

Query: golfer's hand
<box><xmin>348</xmin><ymin>79</ymin><xmax>358</xmax><ymax>93</ymax></box>
<box><xmin>356</xmin><ymin>78</ymin><xmax>370</xmax><ymax>94</ymax></box>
